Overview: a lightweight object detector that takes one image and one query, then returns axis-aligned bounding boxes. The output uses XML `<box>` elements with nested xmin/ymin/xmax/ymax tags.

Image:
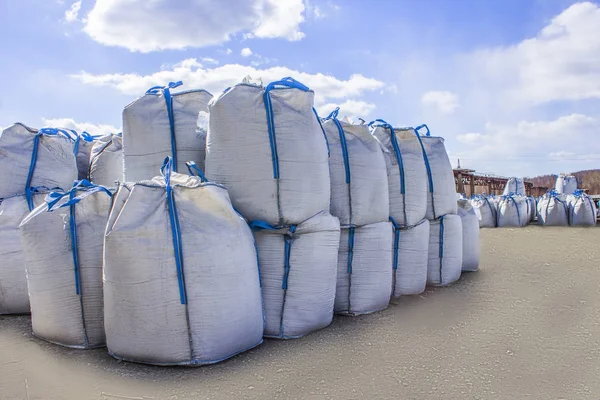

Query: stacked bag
<box><xmin>0</xmin><ymin>124</ymin><xmax>79</xmax><ymax>315</ymax></box>
<box><xmin>322</xmin><ymin>109</ymin><xmax>392</xmax><ymax>316</ymax></box>
<box><xmin>205</xmin><ymin>77</ymin><xmax>339</xmax><ymax>339</ymax></box>
<box><xmin>555</xmin><ymin>173</ymin><xmax>578</xmax><ymax>195</ymax></box>
<box><xmin>537</xmin><ymin>191</ymin><xmax>569</xmax><ymax>226</ymax></box>
<box><xmin>369</xmin><ymin>120</ymin><xmax>430</xmax><ymax>295</ymax></box>
<box><xmin>567</xmin><ymin>190</ymin><xmax>597</xmax><ymax>226</ymax></box>
<box><xmin>415</xmin><ymin>125</ymin><xmax>463</xmax><ymax>287</ymax></box>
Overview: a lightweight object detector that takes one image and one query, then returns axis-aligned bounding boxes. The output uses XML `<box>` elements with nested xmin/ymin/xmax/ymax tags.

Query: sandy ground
<box><xmin>2</xmin><ymin>226</ymin><xmax>600</xmax><ymax>400</ymax></box>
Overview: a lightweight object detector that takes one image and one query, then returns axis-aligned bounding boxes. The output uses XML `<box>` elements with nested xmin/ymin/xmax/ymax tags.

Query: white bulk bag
<box><xmin>74</xmin><ymin>132</ymin><xmax>99</xmax><ymax>180</ymax></box>
<box><xmin>123</xmin><ymin>81</ymin><xmax>212</xmax><ymax>182</ymax></box>
<box><xmin>323</xmin><ymin>110</ymin><xmax>389</xmax><ymax>226</ymax></box>
<box><xmin>19</xmin><ymin>181</ymin><xmax>112</xmax><ymax>348</ymax></box>
<box><xmin>555</xmin><ymin>174</ymin><xmax>578</xmax><ymax>195</ymax></box>
<box><xmin>251</xmin><ymin>211</ymin><xmax>340</xmax><ymax>338</ymax></box>
<box><xmin>0</xmin><ymin>193</ymin><xmax>46</xmax><ymax>314</ymax></box>
<box><xmin>457</xmin><ymin>200</ymin><xmax>480</xmax><ymax>272</ymax></box>
<box><xmin>370</xmin><ymin>120</ymin><xmax>427</xmax><ymax>227</ymax></box>
<box><xmin>205</xmin><ymin>77</ymin><xmax>330</xmax><ymax>226</ymax></box>
<box><xmin>502</xmin><ymin>177</ymin><xmax>526</xmax><ymax>196</ymax></box>
<box><xmin>0</xmin><ymin>124</ymin><xmax>78</xmax><ymax>200</ymax></box>
<box><xmin>415</xmin><ymin>125</ymin><xmax>457</xmax><ymax>220</ymax></box>
<box><xmin>470</xmin><ymin>196</ymin><xmax>497</xmax><ymax>227</ymax></box>
<box><xmin>89</xmin><ymin>133</ymin><xmax>124</xmax><ymax>186</ymax></box>
<box><xmin>104</xmin><ymin>159</ymin><xmax>263</xmax><ymax>365</ymax></box>
<box><xmin>527</xmin><ymin>196</ymin><xmax>537</xmax><ymax>222</ymax></box>
<box><xmin>497</xmin><ymin>195</ymin><xmax>528</xmax><ymax>227</ymax></box>
<box><xmin>568</xmin><ymin>191</ymin><xmax>597</xmax><ymax>226</ymax></box>
<box><xmin>390</xmin><ymin>218</ymin><xmax>429</xmax><ymax>296</ymax></box>
<box><xmin>427</xmin><ymin>214</ymin><xmax>462</xmax><ymax>286</ymax></box>
<box><xmin>537</xmin><ymin>192</ymin><xmax>569</xmax><ymax>226</ymax></box>
<box><xmin>335</xmin><ymin>222</ymin><xmax>392</xmax><ymax>316</ymax></box>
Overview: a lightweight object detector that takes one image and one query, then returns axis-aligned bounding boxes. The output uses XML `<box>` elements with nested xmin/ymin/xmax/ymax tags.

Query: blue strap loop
<box><xmin>369</xmin><ymin>119</ymin><xmax>405</xmax><ymax>194</ymax></box>
<box><xmin>147</xmin><ymin>82</ymin><xmax>184</xmax><ymax>172</ymax></box>
<box><xmin>414</xmin><ymin>124</ymin><xmax>434</xmax><ymax>194</ymax></box>
<box><xmin>312</xmin><ymin>107</ymin><xmax>330</xmax><ymax>157</ymax></box>
<box><xmin>46</xmin><ymin>179</ymin><xmax>113</xmax><ymax>211</ymax></box>
<box><xmin>264</xmin><ymin>77</ymin><xmax>312</xmax><ymax>179</ymax></box>
<box><xmin>389</xmin><ymin>216</ymin><xmax>401</xmax><ymax>271</ymax></box>
<box><xmin>185</xmin><ymin>161</ymin><xmax>208</xmax><ymax>182</ymax></box>
<box><xmin>160</xmin><ymin>156</ymin><xmax>187</xmax><ymax>304</ymax></box>
<box><xmin>324</xmin><ymin>107</ymin><xmax>351</xmax><ymax>184</ymax></box>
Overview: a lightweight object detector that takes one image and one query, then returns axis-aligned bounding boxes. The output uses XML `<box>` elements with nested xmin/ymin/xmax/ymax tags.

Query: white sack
<box><xmin>89</xmin><ymin>133</ymin><xmax>124</xmax><ymax>186</ymax></box>
<box><xmin>417</xmin><ymin>127</ymin><xmax>457</xmax><ymax>220</ymax></box>
<box><xmin>205</xmin><ymin>78</ymin><xmax>330</xmax><ymax>226</ymax></box>
<box><xmin>503</xmin><ymin>177</ymin><xmax>526</xmax><ymax>196</ymax></box>
<box><xmin>537</xmin><ymin>193</ymin><xmax>569</xmax><ymax>226</ymax></box>
<box><xmin>427</xmin><ymin>214</ymin><xmax>462</xmax><ymax>286</ymax></box>
<box><xmin>370</xmin><ymin>122</ymin><xmax>427</xmax><ymax>227</ymax></box>
<box><xmin>391</xmin><ymin>218</ymin><xmax>430</xmax><ymax>297</ymax></box>
<box><xmin>0</xmin><ymin>194</ymin><xmax>45</xmax><ymax>314</ymax></box>
<box><xmin>253</xmin><ymin>211</ymin><xmax>340</xmax><ymax>338</ymax></box>
<box><xmin>555</xmin><ymin>174</ymin><xmax>578</xmax><ymax>195</ymax></box>
<box><xmin>0</xmin><ymin>124</ymin><xmax>78</xmax><ymax>199</ymax></box>
<box><xmin>323</xmin><ymin>113</ymin><xmax>389</xmax><ymax>226</ymax></box>
<box><xmin>123</xmin><ymin>83</ymin><xmax>212</xmax><ymax>182</ymax></box>
<box><xmin>568</xmin><ymin>192</ymin><xmax>597</xmax><ymax>226</ymax></box>
<box><xmin>527</xmin><ymin>196</ymin><xmax>537</xmax><ymax>222</ymax></box>
<box><xmin>335</xmin><ymin>222</ymin><xmax>392</xmax><ymax>316</ymax></box>
<box><xmin>470</xmin><ymin>196</ymin><xmax>497</xmax><ymax>228</ymax></box>
<box><xmin>19</xmin><ymin>185</ymin><xmax>111</xmax><ymax>348</ymax></box>
<box><xmin>457</xmin><ymin>200</ymin><xmax>480</xmax><ymax>272</ymax></box>
<box><xmin>104</xmin><ymin>169</ymin><xmax>263</xmax><ymax>365</ymax></box>
<box><xmin>497</xmin><ymin>195</ymin><xmax>528</xmax><ymax>227</ymax></box>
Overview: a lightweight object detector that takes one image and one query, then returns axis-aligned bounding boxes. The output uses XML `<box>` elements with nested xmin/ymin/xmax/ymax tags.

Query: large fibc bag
<box><xmin>123</xmin><ymin>81</ymin><xmax>212</xmax><ymax>182</ymax></box>
<box><xmin>104</xmin><ymin>158</ymin><xmax>263</xmax><ymax>365</ymax></box>
<box><xmin>0</xmin><ymin>124</ymin><xmax>78</xmax><ymax>201</ymax></box>
<box><xmin>251</xmin><ymin>211</ymin><xmax>340</xmax><ymax>338</ymax></box>
<box><xmin>415</xmin><ymin>125</ymin><xmax>457</xmax><ymax>220</ymax></box>
<box><xmin>497</xmin><ymin>195</ymin><xmax>528</xmax><ymax>227</ymax></box>
<box><xmin>502</xmin><ymin>177</ymin><xmax>526</xmax><ymax>196</ymax></box>
<box><xmin>555</xmin><ymin>174</ymin><xmax>578</xmax><ymax>195</ymax></box>
<box><xmin>470</xmin><ymin>195</ymin><xmax>497</xmax><ymax>227</ymax></box>
<box><xmin>0</xmin><ymin>192</ymin><xmax>48</xmax><ymax>314</ymax></box>
<box><xmin>323</xmin><ymin>109</ymin><xmax>389</xmax><ymax>226</ymax></box>
<box><xmin>89</xmin><ymin>133</ymin><xmax>124</xmax><ymax>186</ymax></box>
<box><xmin>537</xmin><ymin>191</ymin><xmax>569</xmax><ymax>226</ymax></box>
<box><xmin>205</xmin><ymin>77</ymin><xmax>330</xmax><ymax>226</ymax></box>
<box><xmin>568</xmin><ymin>191</ymin><xmax>596</xmax><ymax>226</ymax></box>
<box><xmin>427</xmin><ymin>214</ymin><xmax>462</xmax><ymax>286</ymax></box>
<box><xmin>390</xmin><ymin>218</ymin><xmax>429</xmax><ymax>296</ymax></box>
<box><xmin>369</xmin><ymin>120</ymin><xmax>427</xmax><ymax>227</ymax></box>
<box><xmin>335</xmin><ymin>222</ymin><xmax>392</xmax><ymax>316</ymax></box>
<box><xmin>457</xmin><ymin>200</ymin><xmax>480</xmax><ymax>272</ymax></box>
<box><xmin>19</xmin><ymin>181</ymin><xmax>112</xmax><ymax>348</ymax></box>
<box><xmin>74</xmin><ymin>132</ymin><xmax>100</xmax><ymax>180</ymax></box>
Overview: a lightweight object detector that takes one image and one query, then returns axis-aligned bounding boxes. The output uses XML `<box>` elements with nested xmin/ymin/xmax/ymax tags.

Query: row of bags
<box><xmin>1</xmin><ymin>158</ymin><xmax>479</xmax><ymax>366</ymax></box>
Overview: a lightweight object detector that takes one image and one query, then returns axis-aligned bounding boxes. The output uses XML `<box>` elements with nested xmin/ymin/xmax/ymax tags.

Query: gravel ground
<box><xmin>2</xmin><ymin>226</ymin><xmax>600</xmax><ymax>400</ymax></box>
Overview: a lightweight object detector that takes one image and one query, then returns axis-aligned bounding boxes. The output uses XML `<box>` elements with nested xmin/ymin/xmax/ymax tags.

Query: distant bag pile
<box><xmin>104</xmin><ymin>159</ymin><xmax>264</xmax><ymax>365</ymax></box>
<box><xmin>567</xmin><ymin>190</ymin><xmax>596</xmax><ymax>226</ymax></box>
<box><xmin>503</xmin><ymin>177</ymin><xmax>526</xmax><ymax>196</ymax></box>
<box><xmin>537</xmin><ymin>191</ymin><xmax>569</xmax><ymax>226</ymax></box>
<box><xmin>123</xmin><ymin>81</ymin><xmax>213</xmax><ymax>182</ymax></box>
<box><xmin>555</xmin><ymin>173</ymin><xmax>578</xmax><ymax>195</ymax></box>
<box><xmin>20</xmin><ymin>181</ymin><xmax>112</xmax><ymax>348</ymax></box>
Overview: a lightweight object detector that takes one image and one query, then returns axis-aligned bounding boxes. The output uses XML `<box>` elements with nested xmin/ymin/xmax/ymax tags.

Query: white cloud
<box><xmin>42</xmin><ymin>118</ymin><xmax>120</xmax><ymax>136</ymax></box>
<box><xmin>452</xmin><ymin>114</ymin><xmax>600</xmax><ymax>175</ymax></box>
<box><xmin>201</xmin><ymin>57</ymin><xmax>219</xmax><ymax>65</ymax></box>
<box><xmin>241</xmin><ymin>47</ymin><xmax>253</xmax><ymax>57</ymax></box>
<box><xmin>317</xmin><ymin>100</ymin><xmax>376</xmax><ymax>119</ymax></box>
<box><xmin>421</xmin><ymin>91</ymin><xmax>459</xmax><ymax>114</ymax></box>
<box><xmin>83</xmin><ymin>0</ymin><xmax>307</xmax><ymax>52</ymax></box>
<box><xmin>71</xmin><ymin>59</ymin><xmax>385</xmax><ymax>106</ymax></box>
<box><xmin>467</xmin><ymin>2</ymin><xmax>600</xmax><ymax>105</ymax></box>
<box><xmin>64</xmin><ymin>0</ymin><xmax>82</xmax><ymax>23</ymax></box>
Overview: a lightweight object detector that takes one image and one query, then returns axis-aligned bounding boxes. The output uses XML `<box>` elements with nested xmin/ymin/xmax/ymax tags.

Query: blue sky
<box><xmin>1</xmin><ymin>0</ymin><xmax>599</xmax><ymax>177</ymax></box>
